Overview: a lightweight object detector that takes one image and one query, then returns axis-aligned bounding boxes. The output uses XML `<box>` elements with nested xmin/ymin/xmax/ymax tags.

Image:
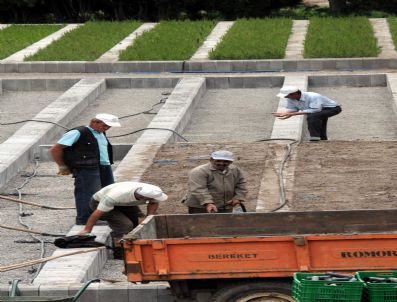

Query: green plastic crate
<box><xmin>293</xmin><ymin>272</ymin><xmax>364</xmax><ymax>302</ymax></box>
<box><xmin>357</xmin><ymin>271</ymin><xmax>397</xmax><ymax>302</ymax></box>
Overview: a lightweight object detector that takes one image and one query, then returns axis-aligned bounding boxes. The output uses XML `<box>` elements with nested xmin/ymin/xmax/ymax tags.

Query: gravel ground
<box><xmin>182</xmin><ymin>88</ymin><xmax>279</xmax><ymax>142</ymax></box>
<box><xmin>54</xmin><ymin>88</ymin><xmax>170</xmax><ymax>144</ymax></box>
<box><xmin>309</xmin><ymin>86</ymin><xmax>397</xmax><ymax>141</ymax></box>
<box><xmin>0</xmin><ymin>91</ymin><xmax>63</xmax><ymax>144</ymax></box>
<box><xmin>0</xmin><ymin>161</ymin><xmax>75</xmax><ymax>283</ymax></box>
<box><xmin>0</xmin><ymin>160</ymin><xmax>119</xmax><ymax>284</ymax></box>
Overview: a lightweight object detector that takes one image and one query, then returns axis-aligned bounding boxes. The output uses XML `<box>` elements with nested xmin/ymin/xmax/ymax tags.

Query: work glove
<box><xmin>57</xmin><ymin>165</ymin><xmax>71</xmax><ymax>176</ymax></box>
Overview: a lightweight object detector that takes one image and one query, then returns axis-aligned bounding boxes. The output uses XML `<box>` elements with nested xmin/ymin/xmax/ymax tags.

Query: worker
<box><xmin>184</xmin><ymin>150</ymin><xmax>247</xmax><ymax>213</ymax></box>
<box><xmin>78</xmin><ymin>181</ymin><xmax>168</xmax><ymax>237</ymax></box>
<box><xmin>272</xmin><ymin>86</ymin><xmax>342</xmax><ymax>141</ymax></box>
<box><xmin>49</xmin><ymin>113</ymin><xmax>121</xmax><ymax>225</ymax></box>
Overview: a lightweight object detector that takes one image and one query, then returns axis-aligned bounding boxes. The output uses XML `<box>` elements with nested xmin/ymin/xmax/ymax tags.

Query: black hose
<box><xmin>108</xmin><ymin>127</ymin><xmax>189</xmax><ymax>141</ymax></box>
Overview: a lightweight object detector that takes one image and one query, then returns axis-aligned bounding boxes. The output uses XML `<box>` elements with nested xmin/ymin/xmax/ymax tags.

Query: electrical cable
<box><xmin>0</xmin><ymin>194</ymin><xmax>75</xmax><ymax>210</ymax></box>
<box><xmin>0</xmin><ymin>224</ymin><xmax>64</xmax><ymax>237</ymax></box>
<box><xmin>0</xmin><ymin>97</ymin><xmax>169</xmax><ymax>131</ymax></box>
<box><xmin>108</xmin><ymin>127</ymin><xmax>189</xmax><ymax>141</ymax></box>
<box><xmin>0</xmin><ymin>247</ymin><xmax>106</xmax><ymax>273</ymax></box>
<box><xmin>0</xmin><ymin>119</ymin><xmax>69</xmax><ymax>130</ymax></box>
<box><xmin>118</xmin><ymin>97</ymin><xmax>167</xmax><ymax>120</ymax></box>
<box><xmin>254</xmin><ymin>138</ymin><xmax>300</xmax><ymax>212</ymax></box>
<box><xmin>12</xmin><ymin>159</ymin><xmax>47</xmax><ymax>282</ymax></box>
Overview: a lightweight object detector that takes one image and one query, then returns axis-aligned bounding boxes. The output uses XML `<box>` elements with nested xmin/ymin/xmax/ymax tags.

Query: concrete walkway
<box><xmin>256</xmin><ymin>76</ymin><xmax>307</xmax><ymax>213</ymax></box>
<box><xmin>285</xmin><ymin>20</ymin><xmax>309</xmax><ymax>59</ymax></box>
<box><xmin>191</xmin><ymin>21</ymin><xmax>234</xmax><ymax>61</ymax></box>
<box><xmin>96</xmin><ymin>23</ymin><xmax>157</xmax><ymax>62</ymax></box>
<box><xmin>2</xmin><ymin>24</ymin><xmax>82</xmax><ymax>62</ymax></box>
<box><xmin>270</xmin><ymin>76</ymin><xmax>307</xmax><ymax>140</ymax></box>
<box><xmin>0</xmin><ymin>78</ymin><xmax>105</xmax><ymax>188</ymax></box>
<box><xmin>370</xmin><ymin>18</ymin><xmax>397</xmax><ymax>58</ymax></box>
<box><xmin>115</xmin><ymin>77</ymin><xmax>206</xmax><ymax>182</ymax></box>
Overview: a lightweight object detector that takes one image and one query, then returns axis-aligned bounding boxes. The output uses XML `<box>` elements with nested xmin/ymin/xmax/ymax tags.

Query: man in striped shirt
<box><xmin>273</xmin><ymin>86</ymin><xmax>342</xmax><ymax>141</ymax></box>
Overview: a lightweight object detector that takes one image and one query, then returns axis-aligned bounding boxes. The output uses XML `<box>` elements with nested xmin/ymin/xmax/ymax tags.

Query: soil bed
<box><xmin>140</xmin><ymin>142</ymin><xmax>269</xmax><ymax>214</ymax></box>
<box><xmin>140</xmin><ymin>141</ymin><xmax>397</xmax><ymax>214</ymax></box>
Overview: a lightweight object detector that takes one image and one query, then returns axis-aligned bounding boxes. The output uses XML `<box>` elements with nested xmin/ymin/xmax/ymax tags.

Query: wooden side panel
<box><xmin>159</xmin><ymin>209</ymin><xmax>397</xmax><ymax>238</ymax></box>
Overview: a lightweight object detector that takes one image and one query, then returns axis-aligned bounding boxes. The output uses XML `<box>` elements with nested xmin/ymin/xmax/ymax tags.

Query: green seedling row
<box><xmin>119</xmin><ymin>20</ymin><xmax>215</xmax><ymax>61</ymax></box>
<box><xmin>26</xmin><ymin>21</ymin><xmax>141</xmax><ymax>61</ymax></box>
<box><xmin>304</xmin><ymin>17</ymin><xmax>379</xmax><ymax>58</ymax></box>
<box><xmin>388</xmin><ymin>17</ymin><xmax>397</xmax><ymax>51</ymax></box>
<box><xmin>209</xmin><ymin>18</ymin><xmax>292</xmax><ymax>60</ymax></box>
<box><xmin>0</xmin><ymin>24</ymin><xmax>63</xmax><ymax>59</ymax></box>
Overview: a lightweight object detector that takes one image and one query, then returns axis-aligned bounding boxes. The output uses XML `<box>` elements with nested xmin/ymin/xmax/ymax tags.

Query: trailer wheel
<box><xmin>211</xmin><ymin>281</ymin><xmax>294</xmax><ymax>302</ymax></box>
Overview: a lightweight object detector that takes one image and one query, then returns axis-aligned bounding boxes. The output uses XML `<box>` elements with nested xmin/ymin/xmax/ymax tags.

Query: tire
<box><xmin>211</xmin><ymin>281</ymin><xmax>295</xmax><ymax>302</ymax></box>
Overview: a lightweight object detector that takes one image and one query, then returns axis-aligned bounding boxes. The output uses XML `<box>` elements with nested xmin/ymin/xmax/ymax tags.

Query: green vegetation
<box><xmin>26</xmin><ymin>21</ymin><xmax>140</xmax><ymax>61</ymax></box>
<box><xmin>388</xmin><ymin>17</ymin><xmax>397</xmax><ymax>51</ymax></box>
<box><xmin>119</xmin><ymin>20</ymin><xmax>215</xmax><ymax>61</ymax></box>
<box><xmin>0</xmin><ymin>25</ymin><xmax>63</xmax><ymax>59</ymax></box>
<box><xmin>304</xmin><ymin>17</ymin><xmax>379</xmax><ymax>58</ymax></box>
<box><xmin>209</xmin><ymin>18</ymin><xmax>292</xmax><ymax>60</ymax></box>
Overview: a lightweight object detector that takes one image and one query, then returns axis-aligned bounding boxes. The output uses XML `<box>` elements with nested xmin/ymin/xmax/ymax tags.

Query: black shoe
<box><xmin>309</xmin><ymin>136</ymin><xmax>321</xmax><ymax>142</ymax></box>
<box><xmin>113</xmin><ymin>247</ymin><xmax>124</xmax><ymax>260</ymax></box>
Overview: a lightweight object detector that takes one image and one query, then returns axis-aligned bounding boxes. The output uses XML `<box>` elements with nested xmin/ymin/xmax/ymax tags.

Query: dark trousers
<box><xmin>307</xmin><ymin>106</ymin><xmax>342</xmax><ymax>140</ymax></box>
<box><xmin>73</xmin><ymin>165</ymin><xmax>114</xmax><ymax>225</ymax></box>
<box><xmin>188</xmin><ymin>206</ymin><xmax>233</xmax><ymax>214</ymax></box>
<box><xmin>90</xmin><ymin>199</ymin><xmax>142</xmax><ymax>237</ymax></box>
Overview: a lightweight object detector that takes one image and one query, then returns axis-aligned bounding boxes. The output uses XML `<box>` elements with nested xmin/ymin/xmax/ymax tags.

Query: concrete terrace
<box><xmin>0</xmin><ymin>18</ymin><xmax>397</xmax><ymax>302</ymax></box>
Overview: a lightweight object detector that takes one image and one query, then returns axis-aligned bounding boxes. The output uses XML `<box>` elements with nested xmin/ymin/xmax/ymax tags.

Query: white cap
<box><xmin>276</xmin><ymin>86</ymin><xmax>300</xmax><ymax>98</ymax></box>
<box><xmin>211</xmin><ymin>150</ymin><xmax>234</xmax><ymax>161</ymax></box>
<box><xmin>135</xmin><ymin>185</ymin><xmax>168</xmax><ymax>202</ymax></box>
<box><xmin>95</xmin><ymin>113</ymin><xmax>121</xmax><ymax>127</ymax></box>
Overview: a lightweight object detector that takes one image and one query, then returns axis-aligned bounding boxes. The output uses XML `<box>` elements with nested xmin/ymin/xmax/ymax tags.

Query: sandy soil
<box><xmin>140</xmin><ymin>141</ymin><xmax>397</xmax><ymax>215</ymax></box>
<box><xmin>291</xmin><ymin>141</ymin><xmax>397</xmax><ymax>211</ymax></box>
<box><xmin>140</xmin><ymin>143</ymin><xmax>270</xmax><ymax>214</ymax></box>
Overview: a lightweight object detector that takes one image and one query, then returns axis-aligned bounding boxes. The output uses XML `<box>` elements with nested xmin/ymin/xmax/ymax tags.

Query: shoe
<box><xmin>113</xmin><ymin>247</ymin><xmax>124</xmax><ymax>260</ymax></box>
<box><xmin>95</xmin><ymin>220</ymin><xmax>108</xmax><ymax>226</ymax></box>
<box><xmin>309</xmin><ymin>136</ymin><xmax>321</xmax><ymax>141</ymax></box>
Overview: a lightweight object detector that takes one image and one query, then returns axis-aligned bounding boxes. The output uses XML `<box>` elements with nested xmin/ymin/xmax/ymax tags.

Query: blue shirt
<box><xmin>286</xmin><ymin>92</ymin><xmax>338</xmax><ymax>114</ymax></box>
<box><xmin>57</xmin><ymin>127</ymin><xmax>110</xmax><ymax>165</ymax></box>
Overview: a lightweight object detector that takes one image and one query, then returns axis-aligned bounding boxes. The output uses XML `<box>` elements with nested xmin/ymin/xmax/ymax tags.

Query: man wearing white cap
<box><xmin>272</xmin><ymin>86</ymin><xmax>341</xmax><ymax>141</ymax></box>
<box><xmin>78</xmin><ymin>181</ymin><xmax>168</xmax><ymax>238</ymax></box>
<box><xmin>49</xmin><ymin>114</ymin><xmax>121</xmax><ymax>225</ymax></box>
<box><xmin>184</xmin><ymin>150</ymin><xmax>247</xmax><ymax>213</ymax></box>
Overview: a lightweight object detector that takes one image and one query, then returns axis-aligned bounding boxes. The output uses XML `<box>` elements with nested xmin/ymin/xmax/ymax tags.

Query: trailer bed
<box><xmin>122</xmin><ymin>209</ymin><xmax>397</xmax><ymax>282</ymax></box>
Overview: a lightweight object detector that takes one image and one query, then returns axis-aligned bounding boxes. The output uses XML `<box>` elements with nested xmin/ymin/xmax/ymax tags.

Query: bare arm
<box><xmin>272</xmin><ymin>111</ymin><xmax>305</xmax><ymax>119</ymax></box>
<box><xmin>79</xmin><ymin>209</ymin><xmax>105</xmax><ymax>236</ymax></box>
<box><xmin>49</xmin><ymin>144</ymin><xmax>71</xmax><ymax>175</ymax></box>
<box><xmin>147</xmin><ymin>202</ymin><xmax>159</xmax><ymax>216</ymax></box>
<box><xmin>49</xmin><ymin>143</ymin><xmax>66</xmax><ymax>166</ymax></box>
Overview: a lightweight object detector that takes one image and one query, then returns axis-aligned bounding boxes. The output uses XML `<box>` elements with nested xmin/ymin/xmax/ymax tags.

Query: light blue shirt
<box><xmin>57</xmin><ymin>127</ymin><xmax>110</xmax><ymax>165</ymax></box>
<box><xmin>286</xmin><ymin>91</ymin><xmax>339</xmax><ymax>114</ymax></box>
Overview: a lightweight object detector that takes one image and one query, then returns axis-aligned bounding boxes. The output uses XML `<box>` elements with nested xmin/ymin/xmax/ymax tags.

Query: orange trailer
<box><xmin>122</xmin><ymin>209</ymin><xmax>397</xmax><ymax>301</ymax></box>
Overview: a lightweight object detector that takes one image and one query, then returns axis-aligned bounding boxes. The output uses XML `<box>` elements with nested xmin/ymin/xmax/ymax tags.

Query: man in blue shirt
<box><xmin>49</xmin><ymin>113</ymin><xmax>121</xmax><ymax>225</ymax></box>
<box><xmin>272</xmin><ymin>86</ymin><xmax>342</xmax><ymax>141</ymax></box>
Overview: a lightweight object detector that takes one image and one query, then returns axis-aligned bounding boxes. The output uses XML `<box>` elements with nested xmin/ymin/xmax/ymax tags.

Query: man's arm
<box><xmin>147</xmin><ymin>202</ymin><xmax>159</xmax><ymax>216</ymax></box>
<box><xmin>189</xmin><ymin>168</ymin><xmax>218</xmax><ymax>212</ymax></box>
<box><xmin>49</xmin><ymin>144</ymin><xmax>71</xmax><ymax>175</ymax></box>
<box><xmin>78</xmin><ymin>209</ymin><xmax>105</xmax><ymax>236</ymax></box>
<box><xmin>272</xmin><ymin>111</ymin><xmax>305</xmax><ymax>119</ymax></box>
<box><xmin>230</xmin><ymin>168</ymin><xmax>247</xmax><ymax>206</ymax></box>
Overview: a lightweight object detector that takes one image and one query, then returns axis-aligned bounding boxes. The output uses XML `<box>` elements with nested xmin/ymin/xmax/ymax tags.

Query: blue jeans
<box><xmin>73</xmin><ymin>165</ymin><xmax>114</xmax><ymax>225</ymax></box>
